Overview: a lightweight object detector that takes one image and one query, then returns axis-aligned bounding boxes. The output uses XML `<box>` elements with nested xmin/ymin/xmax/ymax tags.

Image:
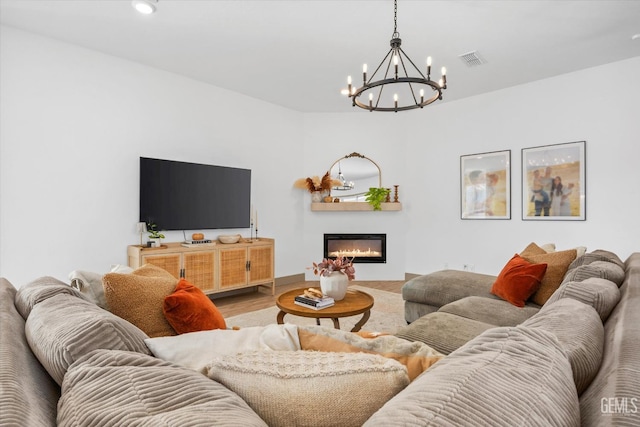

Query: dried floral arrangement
<box><xmin>310</xmin><ymin>257</ymin><xmax>356</xmax><ymax>281</ymax></box>
<box><xmin>294</xmin><ymin>172</ymin><xmax>341</xmax><ymax>193</ymax></box>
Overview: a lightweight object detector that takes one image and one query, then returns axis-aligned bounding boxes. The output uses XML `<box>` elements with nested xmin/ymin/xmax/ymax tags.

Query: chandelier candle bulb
<box><xmin>347</xmin><ymin>75</ymin><xmax>352</xmax><ymax>93</ymax></box>
<box><xmin>394</xmin><ymin>93</ymin><xmax>398</xmax><ymax>111</ymax></box>
<box><xmin>427</xmin><ymin>56</ymin><xmax>432</xmax><ymax>79</ymax></box>
<box><xmin>420</xmin><ymin>89</ymin><xmax>424</xmax><ymax>104</ymax></box>
<box><xmin>369</xmin><ymin>93</ymin><xmax>373</xmax><ymax>110</ymax></box>
<box><xmin>363</xmin><ymin>64</ymin><xmax>367</xmax><ymax>83</ymax></box>
<box><xmin>394</xmin><ymin>55</ymin><xmax>399</xmax><ymax>78</ymax></box>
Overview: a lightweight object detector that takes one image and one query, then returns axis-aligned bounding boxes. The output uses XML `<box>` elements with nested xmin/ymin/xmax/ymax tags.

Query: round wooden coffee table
<box><xmin>276</xmin><ymin>288</ymin><xmax>374</xmax><ymax>332</ymax></box>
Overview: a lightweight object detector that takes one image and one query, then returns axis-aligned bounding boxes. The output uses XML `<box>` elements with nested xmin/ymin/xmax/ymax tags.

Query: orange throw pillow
<box><xmin>491</xmin><ymin>254</ymin><xmax>548</xmax><ymax>307</ymax></box>
<box><xmin>163</xmin><ymin>279</ymin><xmax>227</xmax><ymax>334</ymax></box>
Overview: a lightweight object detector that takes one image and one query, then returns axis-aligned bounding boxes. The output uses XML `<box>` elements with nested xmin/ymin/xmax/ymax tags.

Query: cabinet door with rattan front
<box><xmin>140</xmin><ymin>253</ymin><xmax>181</xmax><ymax>279</ymax></box>
<box><xmin>218</xmin><ymin>247</ymin><xmax>248</xmax><ymax>290</ymax></box>
<box><xmin>183</xmin><ymin>251</ymin><xmax>216</xmax><ymax>293</ymax></box>
<box><xmin>248</xmin><ymin>245</ymin><xmax>274</xmax><ymax>285</ymax></box>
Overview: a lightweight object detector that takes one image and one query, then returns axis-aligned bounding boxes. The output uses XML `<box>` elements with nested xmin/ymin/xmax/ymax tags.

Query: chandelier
<box><xmin>333</xmin><ymin>162</ymin><xmax>355</xmax><ymax>191</ymax></box>
<box><xmin>343</xmin><ymin>0</ymin><xmax>447</xmax><ymax>112</ymax></box>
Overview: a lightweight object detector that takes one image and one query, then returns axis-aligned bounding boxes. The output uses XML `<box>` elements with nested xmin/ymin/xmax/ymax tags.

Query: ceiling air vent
<box><xmin>459</xmin><ymin>51</ymin><xmax>486</xmax><ymax>67</ymax></box>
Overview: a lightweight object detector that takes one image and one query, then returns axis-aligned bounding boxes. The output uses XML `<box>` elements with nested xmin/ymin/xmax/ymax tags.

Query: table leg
<box><xmin>351</xmin><ymin>310</ymin><xmax>371</xmax><ymax>332</ymax></box>
<box><xmin>331</xmin><ymin>318</ymin><xmax>340</xmax><ymax>329</ymax></box>
<box><xmin>276</xmin><ymin>310</ymin><xmax>286</xmax><ymax>325</ymax></box>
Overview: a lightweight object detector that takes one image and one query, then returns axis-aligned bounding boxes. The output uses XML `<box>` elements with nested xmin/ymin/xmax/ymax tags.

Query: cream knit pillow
<box><xmin>206</xmin><ymin>350</ymin><xmax>409</xmax><ymax>427</ymax></box>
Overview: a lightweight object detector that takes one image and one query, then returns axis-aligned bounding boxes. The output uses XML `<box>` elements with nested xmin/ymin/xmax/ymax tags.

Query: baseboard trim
<box><xmin>275</xmin><ymin>273</ymin><xmax>305</xmax><ymax>287</ymax></box>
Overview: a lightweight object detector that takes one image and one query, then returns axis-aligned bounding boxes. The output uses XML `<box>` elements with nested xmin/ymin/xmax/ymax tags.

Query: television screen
<box><xmin>139</xmin><ymin>157</ymin><xmax>251</xmax><ymax>230</ymax></box>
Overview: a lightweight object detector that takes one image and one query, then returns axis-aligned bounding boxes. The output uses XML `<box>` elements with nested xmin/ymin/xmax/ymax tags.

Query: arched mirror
<box><xmin>329</xmin><ymin>152</ymin><xmax>381</xmax><ymax>202</ymax></box>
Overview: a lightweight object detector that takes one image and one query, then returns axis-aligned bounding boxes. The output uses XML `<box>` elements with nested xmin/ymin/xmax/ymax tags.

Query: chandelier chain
<box><xmin>393</xmin><ymin>0</ymin><xmax>399</xmax><ymax>38</ymax></box>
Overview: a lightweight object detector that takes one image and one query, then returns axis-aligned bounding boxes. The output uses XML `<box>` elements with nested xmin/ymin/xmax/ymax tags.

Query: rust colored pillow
<box><xmin>163</xmin><ymin>279</ymin><xmax>226</xmax><ymax>334</ymax></box>
<box><xmin>491</xmin><ymin>254</ymin><xmax>548</xmax><ymax>307</ymax></box>
<box><xmin>521</xmin><ymin>249</ymin><xmax>578</xmax><ymax>305</ymax></box>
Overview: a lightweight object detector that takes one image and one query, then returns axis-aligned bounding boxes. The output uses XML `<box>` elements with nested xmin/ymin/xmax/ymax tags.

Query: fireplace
<box><xmin>323</xmin><ymin>233</ymin><xmax>386</xmax><ymax>264</ymax></box>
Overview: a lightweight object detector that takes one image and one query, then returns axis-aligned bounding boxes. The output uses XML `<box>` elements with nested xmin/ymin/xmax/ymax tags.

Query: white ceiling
<box><xmin>1</xmin><ymin>0</ymin><xmax>639</xmax><ymax>113</ymax></box>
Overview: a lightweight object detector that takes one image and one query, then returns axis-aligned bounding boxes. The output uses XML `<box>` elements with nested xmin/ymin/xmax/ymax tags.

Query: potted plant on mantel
<box><xmin>146</xmin><ymin>222</ymin><xmax>165</xmax><ymax>248</ymax></box>
<box><xmin>310</xmin><ymin>257</ymin><xmax>355</xmax><ymax>301</ymax></box>
<box><xmin>364</xmin><ymin>187</ymin><xmax>391</xmax><ymax>211</ymax></box>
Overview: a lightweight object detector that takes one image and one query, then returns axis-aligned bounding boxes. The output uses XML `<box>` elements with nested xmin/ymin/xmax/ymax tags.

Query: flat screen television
<box><xmin>139</xmin><ymin>157</ymin><xmax>251</xmax><ymax>230</ymax></box>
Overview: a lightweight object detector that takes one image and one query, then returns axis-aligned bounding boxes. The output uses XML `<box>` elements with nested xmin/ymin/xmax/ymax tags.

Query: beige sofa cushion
<box><xmin>365</xmin><ymin>326</ymin><xmax>579</xmax><ymax>426</ymax></box>
<box><xmin>544</xmin><ymin>277</ymin><xmax>620</xmax><ymax>321</ymax></box>
<box><xmin>1</xmin><ymin>278</ymin><xmax>60</xmax><ymax>426</ymax></box>
<box><xmin>206</xmin><ymin>350</ymin><xmax>409</xmax><ymax>427</ymax></box>
<box><xmin>439</xmin><ymin>296</ymin><xmax>540</xmax><ymax>327</ymax></box>
<box><xmin>14</xmin><ymin>276</ymin><xmax>86</xmax><ymax>319</ymax></box>
<box><xmin>395</xmin><ymin>311</ymin><xmax>494</xmax><ymax>355</ymax></box>
<box><xmin>103</xmin><ymin>264</ymin><xmax>178</xmax><ymax>338</ymax></box>
<box><xmin>59</xmin><ymin>349</ymin><xmax>267</xmax><ymax>427</ymax></box>
<box><xmin>25</xmin><ymin>294</ymin><xmax>151</xmax><ymax>385</ymax></box>
<box><xmin>563</xmin><ymin>264</ymin><xmax>618</xmax><ymax>285</ymax></box>
<box><xmin>523</xmin><ymin>298</ymin><xmax>603</xmax><ymax>395</ymax></box>
<box><xmin>568</xmin><ymin>250</ymin><xmax>625</xmax><ymax>271</ymax></box>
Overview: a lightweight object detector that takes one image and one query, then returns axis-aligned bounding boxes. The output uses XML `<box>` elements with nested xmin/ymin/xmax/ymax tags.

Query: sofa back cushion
<box><xmin>523</xmin><ymin>298</ymin><xmax>604</xmax><ymax>395</ymax></box>
<box><xmin>544</xmin><ymin>277</ymin><xmax>620</xmax><ymax>322</ymax></box>
<box><xmin>364</xmin><ymin>326</ymin><xmax>579</xmax><ymax>426</ymax></box>
<box><xmin>58</xmin><ymin>349</ymin><xmax>267</xmax><ymax>427</ymax></box>
<box><xmin>25</xmin><ymin>294</ymin><xmax>151</xmax><ymax>385</ymax></box>
<box><xmin>14</xmin><ymin>276</ymin><xmax>87</xmax><ymax>319</ymax></box>
<box><xmin>1</xmin><ymin>278</ymin><xmax>59</xmax><ymax>427</ymax></box>
<box><xmin>579</xmin><ymin>253</ymin><xmax>640</xmax><ymax>425</ymax></box>
<box><xmin>563</xmin><ymin>263</ymin><xmax>624</xmax><ymax>287</ymax></box>
<box><xmin>568</xmin><ymin>250</ymin><xmax>625</xmax><ymax>272</ymax></box>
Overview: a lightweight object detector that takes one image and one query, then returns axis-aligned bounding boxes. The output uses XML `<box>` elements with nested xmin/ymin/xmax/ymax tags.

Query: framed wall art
<box><xmin>522</xmin><ymin>141</ymin><xmax>586</xmax><ymax>221</ymax></box>
<box><xmin>460</xmin><ymin>150</ymin><xmax>511</xmax><ymax>219</ymax></box>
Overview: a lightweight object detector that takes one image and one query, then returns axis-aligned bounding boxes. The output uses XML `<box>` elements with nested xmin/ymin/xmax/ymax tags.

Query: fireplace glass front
<box><xmin>323</xmin><ymin>233</ymin><xmax>386</xmax><ymax>264</ymax></box>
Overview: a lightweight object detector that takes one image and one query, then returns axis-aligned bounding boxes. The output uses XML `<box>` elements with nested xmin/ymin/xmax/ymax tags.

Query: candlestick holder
<box><xmin>393</xmin><ymin>185</ymin><xmax>399</xmax><ymax>202</ymax></box>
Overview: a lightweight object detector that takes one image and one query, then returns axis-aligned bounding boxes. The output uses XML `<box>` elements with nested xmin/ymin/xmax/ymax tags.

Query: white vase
<box><xmin>311</xmin><ymin>192</ymin><xmax>323</xmax><ymax>203</ymax></box>
<box><xmin>320</xmin><ymin>272</ymin><xmax>349</xmax><ymax>301</ymax></box>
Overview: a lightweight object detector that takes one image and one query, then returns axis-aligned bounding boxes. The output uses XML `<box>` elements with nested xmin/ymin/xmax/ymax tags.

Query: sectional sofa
<box><xmin>1</xmin><ymin>248</ymin><xmax>639</xmax><ymax>426</ymax></box>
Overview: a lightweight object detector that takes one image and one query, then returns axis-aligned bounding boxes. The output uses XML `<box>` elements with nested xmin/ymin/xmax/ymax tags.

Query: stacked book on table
<box><xmin>294</xmin><ymin>289</ymin><xmax>335</xmax><ymax>310</ymax></box>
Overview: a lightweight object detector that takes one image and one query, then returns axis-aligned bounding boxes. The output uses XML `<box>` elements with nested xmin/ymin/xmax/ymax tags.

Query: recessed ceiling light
<box><xmin>132</xmin><ymin>0</ymin><xmax>157</xmax><ymax>15</ymax></box>
<box><xmin>632</xmin><ymin>34</ymin><xmax>640</xmax><ymax>41</ymax></box>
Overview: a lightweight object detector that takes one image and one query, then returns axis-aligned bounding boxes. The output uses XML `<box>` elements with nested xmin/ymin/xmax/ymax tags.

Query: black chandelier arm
<box><xmin>366</xmin><ymin>48</ymin><xmax>394</xmax><ymax>85</ymax></box>
<box><xmin>398</xmin><ymin>47</ymin><xmax>428</xmax><ymax>80</ymax></box>
<box><xmin>395</xmin><ymin>52</ymin><xmax>420</xmax><ymax>106</ymax></box>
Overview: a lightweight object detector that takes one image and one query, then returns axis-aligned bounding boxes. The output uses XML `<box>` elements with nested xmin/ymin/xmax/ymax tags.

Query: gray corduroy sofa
<box><xmin>1</xmin><ymin>250</ymin><xmax>639</xmax><ymax>426</ymax></box>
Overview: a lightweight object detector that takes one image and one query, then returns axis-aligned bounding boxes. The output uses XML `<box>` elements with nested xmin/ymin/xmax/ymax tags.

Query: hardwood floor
<box><xmin>211</xmin><ymin>280</ymin><xmax>404</xmax><ymax>317</ymax></box>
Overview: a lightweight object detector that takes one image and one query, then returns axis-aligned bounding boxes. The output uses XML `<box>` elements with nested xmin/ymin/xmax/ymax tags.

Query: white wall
<box><xmin>2</xmin><ymin>25</ymin><xmax>639</xmax><ymax>287</ymax></box>
<box><xmin>300</xmin><ymin>58</ymin><xmax>640</xmax><ymax>277</ymax></box>
<box><xmin>300</xmin><ymin>113</ymin><xmax>409</xmax><ymax>280</ymax></box>
<box><xmin>0</xmin><ymin>26</ymin><xmax>304</xmax><ymax>286</ymax></box>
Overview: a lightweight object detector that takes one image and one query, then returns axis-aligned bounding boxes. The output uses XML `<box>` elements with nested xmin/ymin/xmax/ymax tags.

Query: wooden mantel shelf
<box><xmin>310</xmin><ymin>202</ymin><xmax>402</xmax><ymax>212</ymax></box>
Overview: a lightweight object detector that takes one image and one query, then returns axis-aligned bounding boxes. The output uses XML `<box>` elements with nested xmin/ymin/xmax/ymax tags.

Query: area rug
<box><xmin>225</xmin><ymin>285</ymin><xmax>407</xmax><ymax>334</ymax></box>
